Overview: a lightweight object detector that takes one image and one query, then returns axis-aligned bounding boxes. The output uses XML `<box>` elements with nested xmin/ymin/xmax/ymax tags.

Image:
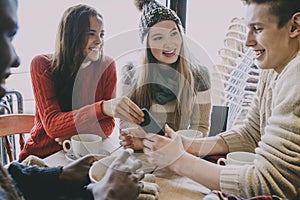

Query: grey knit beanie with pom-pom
<box><xmin>134</xmin><ymin>0</ymin><xmax>182</xmax><ymax>43</ymax></box>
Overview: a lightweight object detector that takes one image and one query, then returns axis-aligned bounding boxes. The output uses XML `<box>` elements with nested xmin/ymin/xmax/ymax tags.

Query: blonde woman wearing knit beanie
<box><xmin>119</xmin><ymin>0</ymin><xmax>212</xmax><ymax>150</ymax></box>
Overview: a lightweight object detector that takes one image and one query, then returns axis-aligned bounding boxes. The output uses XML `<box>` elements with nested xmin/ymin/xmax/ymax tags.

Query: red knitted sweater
<box><xmin>19</xmin><ymin>54</ymin><xmax>116</xmax><ymax>161</ymax></box>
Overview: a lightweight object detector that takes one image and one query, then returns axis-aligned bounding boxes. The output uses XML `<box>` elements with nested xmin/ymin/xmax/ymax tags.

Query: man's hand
<box><xmin>60</xmin><ymin>154</ymin><xmax>102</xmax><ymax>185</ymax></box>
<box><xmin>87</xmin><ymin>149</ymin><xmax>144</xmax><ymax>200</ymax></box>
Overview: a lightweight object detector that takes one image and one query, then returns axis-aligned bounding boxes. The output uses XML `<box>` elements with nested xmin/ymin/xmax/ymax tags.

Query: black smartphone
<box><xmin>140</xmin><ymin>108</ymin><xmax>165</xmax><ymax>136</ymax></box>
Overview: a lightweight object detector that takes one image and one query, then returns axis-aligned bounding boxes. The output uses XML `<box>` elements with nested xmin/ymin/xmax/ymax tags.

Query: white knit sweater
<box><xmin>219</xmin><ymin>52</ymin><xmax>300</xmax><ymax>199</ymax></box>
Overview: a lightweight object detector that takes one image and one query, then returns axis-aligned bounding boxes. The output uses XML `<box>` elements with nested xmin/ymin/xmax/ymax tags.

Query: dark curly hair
<box><xmin>0</xmin><ymin>164</ymin><xmax>20</xmax><ymax>200</ymax></box>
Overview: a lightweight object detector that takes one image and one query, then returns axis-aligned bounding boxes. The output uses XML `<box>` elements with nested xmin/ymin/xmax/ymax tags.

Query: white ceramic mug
<box><xmin>217</xmin><ymin>151</ymin><xmax>255</xmax><ymax>166</ymax></box>
<box><xmin>62</xmin><ymin>134</ymin><xmax>104</xmax><ymax>158</ymax></box>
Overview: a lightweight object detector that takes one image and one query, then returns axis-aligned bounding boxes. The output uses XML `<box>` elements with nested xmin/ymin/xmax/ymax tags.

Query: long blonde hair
<box><xmin>128</xmin><ymin>25</ymin><xmax>196</xmax><ymax>130</ymax></box>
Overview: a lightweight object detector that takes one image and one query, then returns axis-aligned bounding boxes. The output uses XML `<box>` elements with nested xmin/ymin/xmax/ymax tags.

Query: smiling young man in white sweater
<box><xmin>142</xmin><ymin>0</ymin><xmax>300</xmax><ymax>199</ymax></box>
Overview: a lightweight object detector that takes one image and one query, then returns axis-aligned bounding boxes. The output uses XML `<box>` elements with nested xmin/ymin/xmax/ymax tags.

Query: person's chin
<box><xmin>0</xmin><ymin>86</ymin><xmax>5</xmax><ymax>99</ymax></box>
<box><xmin>88</xmin><ymin>53</ymin><xmax>100</xmax><ymax>62</ymax></box>
<box><xmin>90</xmin><ymin>57</ymin><xmax>99</xmax><ymax>62</ymax></box>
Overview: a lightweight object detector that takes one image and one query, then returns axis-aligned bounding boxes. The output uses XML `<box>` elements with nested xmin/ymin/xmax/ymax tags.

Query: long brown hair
<box><xmin>129</xmin><ymin>25</ymin><xmax>195</xmax><ymax>131</ymax></box>
<box><xmin>51</xmin><ymin>4</ymin><xmax>103</xmax><ymax>111</ymax></box>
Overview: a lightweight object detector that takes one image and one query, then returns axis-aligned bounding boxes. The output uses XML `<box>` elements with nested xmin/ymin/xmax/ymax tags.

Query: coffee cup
<box><xmin>62</xmin><ymin>134</ymin><xmax>105</xmax><ymax>158</ymax></box>
<box><xmin>217</xmin><ymin>151</ymin><xmax>255</xmax><ymax>166</ymax></box>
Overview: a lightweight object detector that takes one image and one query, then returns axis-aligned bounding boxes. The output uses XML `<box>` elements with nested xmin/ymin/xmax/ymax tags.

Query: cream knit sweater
<box><xmin>219</xmin><ymin>52</ymin><xmax>300</xmax><ymax>199</ymax></box>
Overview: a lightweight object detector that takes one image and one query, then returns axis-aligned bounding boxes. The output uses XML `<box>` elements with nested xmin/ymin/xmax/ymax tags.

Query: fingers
<box><xmin>131</xmin><ymin>159</ymin><xmax>142</xmax><ymax>172</ymax></box>
<box><xmin>127</xmin><ymin>99</ymin><xmax>144</xmax><ymax>122</ymax></box>
<box><xmin>115</xmin><ymin>97</ymin><xmax>144</xmax><ymax>124</ymax></box>
<box><xmin>103</xmin><ymin>96</ymin><xmax>144</xmax><ymax>124</ymax></box>
<box><xmin>54</xmin><ymin>138</ymin><xmax>61</xmax><ymax>145</ymax></box>
<box><xmin>88</xmin><ymin>154</ymin><xmax>104</xmax><ymax>163</ymax></box>
<box><xmin>165</xmin><ymin>124</ymin><xmax>176</xmax><ymax>138</ymax></box>
<box><xmin>85</xmin><ymin>183</ymin><xmax>94</xmax><ymax>191</ymax></box>
<box><xmin>138</xmin><ymin>181</ymin><xmax>144</xmax><ymax>193</ymax></box>
<box><xmin>143</xmin><ymin>138</ymin><xmax>153</xmax><ymax>152</ymax></box>
<box><xmin>143</xmin><ymin>147</ymin><xmax>151</xmax><ymax>155</ymax></box>
<box><xmin>120</xmin><ymin>128</ymin><xmax>147</xmax><ymax>150</ymax></box>
<box><xmin>112</xmin><ymin>149</ymin><xmax>132</xmax><ymax>167</ymax></box>
<box><xmin>76</xmin><ymin>154</ymin><xmax>101</xmax><ymax>166</ymax></box>
<box><xmin>119</xmin><ymin>130</ymin><xmax>134</xmax><ymax>149</ymax></box>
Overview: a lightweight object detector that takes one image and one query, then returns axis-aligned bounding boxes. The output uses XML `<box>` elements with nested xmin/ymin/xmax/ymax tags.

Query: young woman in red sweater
<box><xmin>19</xmin><ymin>4</ymin><xmax>144</xmax><ymax>161</ymax></box>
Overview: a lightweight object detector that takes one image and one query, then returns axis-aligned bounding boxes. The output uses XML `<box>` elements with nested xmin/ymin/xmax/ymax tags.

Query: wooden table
<box><xmin>44</xmin><ymin>130</ymin><xmax>209</xmax><ymax>200</ymax></box>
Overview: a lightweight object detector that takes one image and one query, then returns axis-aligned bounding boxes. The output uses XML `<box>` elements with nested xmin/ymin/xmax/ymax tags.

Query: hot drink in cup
<box><xmin>63</xmin><ymin>134</ymin><xmax>104</xmax><ymax>158</ymax></box>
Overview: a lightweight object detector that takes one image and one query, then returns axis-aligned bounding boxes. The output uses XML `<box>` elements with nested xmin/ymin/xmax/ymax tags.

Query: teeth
<box><xmin>255</xmin><ymin>50</ymin><xmax>264</xmax><ymax>56</ymax></box>
<box><xmin>164</xmin><ymin>49</ymin><xmax>176</xmax><ymax>54</ymax></box>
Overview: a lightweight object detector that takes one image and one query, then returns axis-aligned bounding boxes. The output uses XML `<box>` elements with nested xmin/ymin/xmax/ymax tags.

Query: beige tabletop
<box><xmin>44</xmin><ymin>129</ymin><xmax>209</xmax><ymax>200</ymax></box>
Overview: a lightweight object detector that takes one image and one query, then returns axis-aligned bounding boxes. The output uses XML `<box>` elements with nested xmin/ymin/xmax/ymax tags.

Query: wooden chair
<box><xmin>0</xmin><ymin>114</ymin><xmax>34</xmax><ymax>163</ymax></box>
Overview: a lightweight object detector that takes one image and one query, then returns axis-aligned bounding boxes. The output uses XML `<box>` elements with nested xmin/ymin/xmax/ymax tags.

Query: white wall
<box><xmin>6</xmin><ymin>0</ymin><xmax>246</xmax><ymax>113</ymax></box>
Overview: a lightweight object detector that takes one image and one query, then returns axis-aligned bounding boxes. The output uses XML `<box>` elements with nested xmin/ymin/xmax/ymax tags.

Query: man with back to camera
<box><xmin>0</xmin><ymin>0</ymin><xmax>143</xmax><ymax>199</ymax></box>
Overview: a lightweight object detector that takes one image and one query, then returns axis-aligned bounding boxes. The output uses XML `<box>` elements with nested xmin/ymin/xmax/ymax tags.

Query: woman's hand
<box><xmin>102</xmin><ymin>96</ymin><xmax>144</xmax><ymax>124</ymax></box>
<box><xmin>54</xmin><ymin>135</ymin><xmax>72</xmax><ymax>145</ymax></box>
<box><xmin>143</xmin><ymin>124</ymin><xmax>187</xmax><ymax>171</ymax></box>
<box><xmin>119</xmin><ymin>128</ymin><xmax>146</xmax><ymax>150</ymax></box>
<box><xmin>87</xmin><ymin>150</ymin><xmax>144</xmax><ymax>200</ymax></box>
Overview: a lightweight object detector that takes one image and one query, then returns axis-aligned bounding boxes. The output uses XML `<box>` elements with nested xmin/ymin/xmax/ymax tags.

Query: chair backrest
<box><xmin>0</xmin><ymin>114</ymin><xmax>34</xmax><ymax>163</ymax></box>
<box><xmin>209</xmin><ymin>105</ymin><xmax>229</xmax><ymax>136</ymax></box>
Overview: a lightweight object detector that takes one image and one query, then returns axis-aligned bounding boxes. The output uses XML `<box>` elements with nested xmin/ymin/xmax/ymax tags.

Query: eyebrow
<box><xmin>150</xmin><ymin>27</ymin><xmax>178</xmax><ymax>37</ymax></box>
<box><xmin>247</xmin><ymin>22</ymin><xmax>263</xmax><ymax>27</ymax></box>
<box><xmin>88</xmin><ymin>29</ymin><xmax>104</xmax><ymax>33</ymax></box>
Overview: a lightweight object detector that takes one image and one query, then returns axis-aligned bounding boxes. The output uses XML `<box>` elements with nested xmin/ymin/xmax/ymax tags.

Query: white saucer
<box><xmin>65</xmin><ymin>150</ymin><xmax>78</xmax><ymax>161</ymax></box>
<box><xmin>65</xmin><ymin>149</ymin><xmax>111</xmax><ymax>161</ymax></box>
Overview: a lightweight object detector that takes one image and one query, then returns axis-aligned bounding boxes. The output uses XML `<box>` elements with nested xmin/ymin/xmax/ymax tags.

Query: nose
<box><xmin>245</xmin><ymin>30</ymin><xmax>256</xmax><ymax>47</ymax></box>
<box><xmin>163</xmin><ymin>37</ymin><xmax>172</xmax><ymax>48</ymax></box>
<box><xmin>11</xmin><ymin>56</ymin><xmax>20</xmax><ymax>68</ymax></box>
<box><xmin>94</xmin><ymin>34</ymin><xmax>103</xmax><ymax>46</ymax></box>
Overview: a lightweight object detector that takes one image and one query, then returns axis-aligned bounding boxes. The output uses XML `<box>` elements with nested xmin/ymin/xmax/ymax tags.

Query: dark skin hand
<box><xmin>59</xmin><ymin>154</ymin><xmax>104</xmax><ymax>186</ymax></box>
<box><xmin>87</xmin><ymin>150</ymin><xmax>144</xmax><ymax>200</ymax></box>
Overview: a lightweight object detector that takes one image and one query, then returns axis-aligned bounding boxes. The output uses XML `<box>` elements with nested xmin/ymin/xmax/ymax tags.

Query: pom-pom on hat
<box><xmin>134</xmin><ymin>0</ymin><xmax>182</xmax><ymax>43</ymax></box>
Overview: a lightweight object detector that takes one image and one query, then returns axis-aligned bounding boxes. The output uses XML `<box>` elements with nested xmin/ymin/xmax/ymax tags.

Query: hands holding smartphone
<box><xmin>139</xmin><ymin>108</ymin><xmax>165</xmax><ymax>136</ymax></box>
<box><xmin>119</xmin><ymin>108</ymin><xmax>165</xmax><ymax>150</ymax></box>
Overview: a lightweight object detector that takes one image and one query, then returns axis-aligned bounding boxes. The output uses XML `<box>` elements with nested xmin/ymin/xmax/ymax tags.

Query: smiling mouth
<box><xmin>90</xmin><ymin>47</ymin><xmax>100</xmax><ymax>52</ymax></box>
<box><xmin>254</xmin><ymin>50</ymin><xmax>265</xmax><ymax>58</ymax></box>
<box><xmin>163</xmin><ymin>49</ymin><xmax>176</xmax><ymax>56</ymax></box>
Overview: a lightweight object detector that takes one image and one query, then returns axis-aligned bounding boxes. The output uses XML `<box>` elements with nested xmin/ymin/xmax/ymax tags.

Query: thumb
<box><xmin>85</xmin><ymin>183</ymin><xmax>95</xmax><ymax>192</ymax></box>
<box><xmin>164</xmin><ymin>124</ymin><xmax>176</xmax><ymax>139</ymax></box>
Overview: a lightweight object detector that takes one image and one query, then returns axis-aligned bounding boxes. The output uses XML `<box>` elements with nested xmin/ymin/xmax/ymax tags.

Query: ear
<box><xmin>290</xmin><ymin>12</ymin><xmax>300</xmax><ymax>38</ymax></box>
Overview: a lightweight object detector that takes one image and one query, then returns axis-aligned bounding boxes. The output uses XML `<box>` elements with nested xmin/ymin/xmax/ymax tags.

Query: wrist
<box><xmin>182</xmin><ymin>137</ymin><xmax>197</xmax><ymax>155</ymax></box>
<box><xmin>101</xmin><ymin>101</ymin><xmax>107</xmax><ymax>116</ymax></box>
<box><xmin>169</xmin><ymin>151</ymin><xmax>189</xmax><ymax>174</ymax></box>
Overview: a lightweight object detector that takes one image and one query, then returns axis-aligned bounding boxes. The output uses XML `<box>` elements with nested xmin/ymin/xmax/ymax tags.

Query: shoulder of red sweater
<box><xmin>31</xmin><ymin>54</ymin><xmax>52</xmax><ymax>63</ymax></box>
<box><xmin>102</xmin><ymin>55</ymin><xmax>115</xmax><ymax>66</ymax></box>
<box><xmin>30</xmin><ymin>54</ymin><xmax>53</xmax><ymax>73</ymax></box>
